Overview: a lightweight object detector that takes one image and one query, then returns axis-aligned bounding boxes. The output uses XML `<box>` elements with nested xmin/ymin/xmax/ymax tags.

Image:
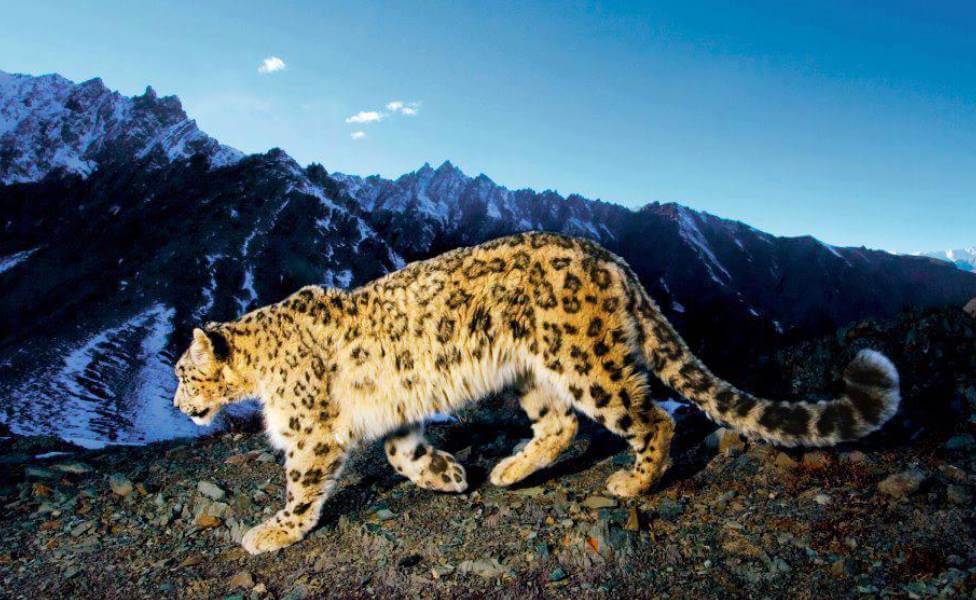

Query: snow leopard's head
<box><xmin>174</xmin><ymin>327</ymin><xmax>245</xmax><ymax>426</ymax></box>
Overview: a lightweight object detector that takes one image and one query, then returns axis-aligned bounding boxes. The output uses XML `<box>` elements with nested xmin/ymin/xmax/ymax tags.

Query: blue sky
<box><xmin>2</xmin><ymin>1</ymin><xmax>974</xmax><ymax>252</ymax></box>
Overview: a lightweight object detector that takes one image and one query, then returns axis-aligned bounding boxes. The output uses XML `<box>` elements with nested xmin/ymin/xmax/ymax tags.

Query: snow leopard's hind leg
<box><xmin>490</xmin><ymin>383</ymin><xmax>578</xmax><ymax>487</ymax></box>
<box><xmin>385</xmin><ymin>423</ymin><xmax>468</xmax><ymax>493</ymax></box>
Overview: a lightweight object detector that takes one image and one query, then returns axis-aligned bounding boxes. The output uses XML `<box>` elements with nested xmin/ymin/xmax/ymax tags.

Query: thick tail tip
<box><xmin>842</xmin><ymin>348</ymin><xmax>901</xmax><ymax>433</ymax></box>
<box><xmin>845</xmin><ymin>349</ymin><xmax>900</xmax><ymax>390</ymax></box>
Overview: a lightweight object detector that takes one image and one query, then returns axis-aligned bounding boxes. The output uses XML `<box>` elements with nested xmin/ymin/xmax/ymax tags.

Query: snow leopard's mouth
<box><xmin>186</xmin><ymin>407</ymin><xmax>214</xmax><ymax>426</ymax></box>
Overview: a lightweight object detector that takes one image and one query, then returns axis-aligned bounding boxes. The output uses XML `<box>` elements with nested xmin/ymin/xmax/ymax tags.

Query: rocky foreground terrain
<box><xmin>1</xmin><ymin>307</ymin><xmax>974</xmax><ymax>599</ymax></box>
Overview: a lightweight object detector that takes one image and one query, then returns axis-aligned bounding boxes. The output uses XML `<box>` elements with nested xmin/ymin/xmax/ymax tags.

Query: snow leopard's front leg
<box><xmin>242</xmin><ymin>432</ymin><xmax>347</xmax><ymax>555</ymax></box>
<box><xmin>385</xmin><ymin>423</ymin><xmax>468</xmax><ymax>493</ymax></box>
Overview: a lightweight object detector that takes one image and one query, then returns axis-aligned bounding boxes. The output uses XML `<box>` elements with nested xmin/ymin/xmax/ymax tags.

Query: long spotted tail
<box><xmin>631</xmin><ymin>289</ymin><xmax>900</xmax><ymax>446</ymax></box>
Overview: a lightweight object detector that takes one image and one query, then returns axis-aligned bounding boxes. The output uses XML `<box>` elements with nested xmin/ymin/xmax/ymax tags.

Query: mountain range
<box><xmin>2</xmin><ymin>70</ymin><xmax>975</xmax><ymax>447</ymax></box>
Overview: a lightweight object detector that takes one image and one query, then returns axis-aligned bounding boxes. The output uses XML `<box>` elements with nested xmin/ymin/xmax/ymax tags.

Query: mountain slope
<box><xmin>1</xmin><ymin>70</ymin><xmax>975</xmax><ymax>447</ymax></box>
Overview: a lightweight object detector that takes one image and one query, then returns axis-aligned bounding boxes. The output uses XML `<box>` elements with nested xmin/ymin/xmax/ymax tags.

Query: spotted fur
<box><xmin>173</xmin><ymin>232</ymin><xmax>900</xmax><ymax>554</ymax></box>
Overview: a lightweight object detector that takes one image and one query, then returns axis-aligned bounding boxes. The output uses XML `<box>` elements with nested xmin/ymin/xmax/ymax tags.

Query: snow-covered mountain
<box><xmin>331</xmin><ymin>161</ymin><xmax>620</xmax><ymax>260</ymax></box>
<box><xmin>2</xmin><ymin>70</ymin><xmax>975</xmax><ymax>447</ymax></box>
<box><xmin>0</xmin><ymin>70</ymin><xmax>241</xmax><ymax>185</ymax></box>
<box><xmin>917</xmin><ymin>248</ymin><xmax>976</xmax><ymax>272</ymax></box>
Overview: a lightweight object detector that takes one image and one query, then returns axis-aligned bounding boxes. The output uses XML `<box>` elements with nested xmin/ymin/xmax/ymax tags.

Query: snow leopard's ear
<box><xmin>191</xmin><ymin>328</ymin><xmax>216</xmax><ymax>367</ymax></box>
<box><xmin>192</xmin><ymin>327</ymin><xmax>231</xmax><ymax>366</ymax></box>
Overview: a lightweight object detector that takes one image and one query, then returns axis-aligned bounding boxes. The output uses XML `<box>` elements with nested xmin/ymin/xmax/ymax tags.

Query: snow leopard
<box><xmin>173</xmin><ymin>231</ymin><xmax>900</xmax><ymax>554</ymax></box>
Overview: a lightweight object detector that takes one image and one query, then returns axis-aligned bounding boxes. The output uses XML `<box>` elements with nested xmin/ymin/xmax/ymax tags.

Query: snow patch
<box><xmin>674</xmin><ymin>206</ymin><xmax>731</xmax><ymax>285</ymax></box>
<box><xmin>0</xmin><ymin>247</ymin><xmax>39</xmax><ymax>274</ymax></box>
<box><xmin>237</xmin><ymin>270</ymin><xmax>258</xmax><ymax>314</ymax></box>
<box><xmin>192</xmin><ymin>254</ymin><xmax>221</xmax><ymax>321</ymax></box>
<box><xmin>816</xmin><ymin>238</ymin><xmax>852</xmax><ymax>266</ymax></box>
<box><xmin>34</xmin><ymin>451</ymin><xmax>72</xmax><ymax>460</ymax></box>
<box><xmin>335</xmin><ymin>269</ymin><xmax>353</xmax><ymax>289</ymax></box>
<box><xmin>3</xmin><ymin>304</ymin><xmax>214</xmax><ymax>448</ymax></box>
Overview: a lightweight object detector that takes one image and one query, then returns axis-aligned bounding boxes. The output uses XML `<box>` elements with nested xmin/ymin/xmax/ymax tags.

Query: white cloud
<box><xmin>345</xmin><ymin>110</ymin><xmax>385</xmax><ymax>124</ymax></box>
<box><xmin>258</xmin><ymin>56</ymin><xmax>286</xmax><ymax>74</ymax></box>
<box><xmin>344</xmin><ymin>100</ymin><xmax>421</xmax><ymax>132</ymax></box>
<box><xmin>385</xmin><ymin>100</ymin><xmax>420</xmax><ymax>116</ymax></box>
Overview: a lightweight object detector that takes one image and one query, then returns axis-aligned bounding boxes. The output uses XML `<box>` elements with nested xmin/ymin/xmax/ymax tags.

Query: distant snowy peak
<box><xmin>335</xmin><ymin>161</ymin><xmax>473</xmax><ymax>222</ymax></box>
<box><xmin>0</xmin><ymin>70</ymin><xmax>241</xmax><ymax>185</ymax></box>
<box><xmin>333</xmin><ymin>160</ymin><xmax>615</xmax><ymax>255</ymax></box>
<box><xmin>918</xmin><ymin>248</ymin><xmax>976</xmax><ymax>272</ymax></box>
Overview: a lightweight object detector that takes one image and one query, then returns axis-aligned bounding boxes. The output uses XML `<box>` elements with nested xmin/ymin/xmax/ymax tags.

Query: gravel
<box><xmin>2</xmin><ymin>420</ymin><xmax>975</xmax><ymax>599</ymax></box>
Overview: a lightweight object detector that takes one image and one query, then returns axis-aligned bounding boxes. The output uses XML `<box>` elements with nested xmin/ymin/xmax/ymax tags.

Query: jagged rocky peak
<box><xmin>436</xmin><ymin>159</ymin><xmax>460</xmax><ymax>174</ymax></box>
<box><xmin>0</xmin><ymin>70</ymin><xmax>242</xmax><ymax>185</ymax></box>
<box><xmin>400</xmin><ymin>159</ymin><xmax>465</xmax><ymax>182</ymax></box>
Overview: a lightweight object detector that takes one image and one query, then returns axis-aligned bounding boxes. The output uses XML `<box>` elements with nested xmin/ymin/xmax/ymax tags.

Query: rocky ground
<box><xmin>2</xmin><ymin>306</ymin><xmax>975</xmax><ymax>599</ymax></box>
<box><xmin>1</xmin><ymin>406</ymin><xmax>975</xmax><ymax>599</ymax></box>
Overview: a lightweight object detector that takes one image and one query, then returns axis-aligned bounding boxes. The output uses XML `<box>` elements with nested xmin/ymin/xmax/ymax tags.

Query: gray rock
<box><xmin>945</xmin><ymin>434</ymin><xmax>975</xmax><ymax>452</ymax></box>
<box><xmin>878</xmin><ymin>469</ymin><xmax>926</xmax><ymax>498</ymax></box>
<box><xmin>70</xmin><ymin>520</ymin><xmax>94</xmax><ymax>537</ymax></box>
<box><xmin>656</xmin><ymin>497</ymin><xmax>686</xmax><ymax>520</ymax></box>
<box><xmin>313</xmin><ymin>554</ymin><xmax>331</xmax><ymax>572</ymax></box>
<box><xmin>964</xmin><ymin>297</ymin><xmax>976</xmax><ymax>319</ymax></box>
<box><xmin>229</xmin><ymin>570</ymin><xmax>254</xmax><ymax>589</ymax></box>
<box><xmin>802</xmin><ymin>451</ymin><xmax>831</xmax><ymax>469</ymax></box>
<box><xmin>946</xmin><ymin>485</ymin><xmax>972</xmax><ymax>505</ymax></box>
<box><xmin>373</xmin><ymin>508</ymin><xmax>396</xmax><ymax>521</ymax></box>
<box><xmin>938</xmin><ymin>464</ymin><xmax>968</xmax><ymax>483</ymax></box>
<box><xmin>228</xmin><ymin>518</ymin><xmax>248</xmax><ymax>544</ymax></box>
<box><xmin>706</xmin><ymin>428</ymin><xmax>746</xmax><ymax>454</ymax></box>
<box><xmin>457</xmin><ymin>558</ymin><xmax>511</xmax><ymax>579</ymax></box>
<box><xmin>281</xmin><ymin>586</ymin><xmax>307</xmax><ymax>600</ymax></box>
<box><xmin>52</xmin><ymin>462</ymin><xmax>93</xmax><ymax>475</ymax></box>
<box><xmin>431</xmin><ymin>564</ymin><xmax>455</xmax><ymax>579</ymax></box>
<box><xmin>197</xmin><ymin>480</ymin><xmax>226</xmax><ymax>501</ymax></box>
<box><xmin>199</xmin><ymin>500</ymin><xmax>230</xmax><ymax>519</ymax></box>
<box><xmin>582</xmin><ymin>495</ymin><xmax>617</xmax><ymax>509</ymax></box>
<box><xmin>774</xmin><ymin>452</ymin><xmax>800</xmax><ymax>470</ymax></box>
<box><xmin>840</xmin><ymin>450</ymin><xmax>868</xmax><ymax>464</ymax></box>
<box><xmin>109</xmin><ymin>473</ymin><xmax>134</xmax><ymax>497</ymax></box>
<box><xmin>25</xmin><ymin>466</ymin><xmax>59</xmax><ymax>480</ymax></box>
<box><xmin>813</xmin><ymin>493</ymin><xmax>832</xmax><ymax>506</ymax></box>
